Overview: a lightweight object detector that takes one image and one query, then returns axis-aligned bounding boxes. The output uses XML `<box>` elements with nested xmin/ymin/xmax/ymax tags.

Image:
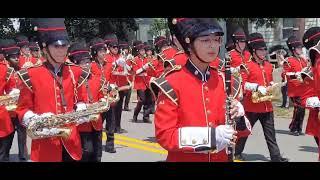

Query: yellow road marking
<box><xmin>114</xmin><ymin>140</ymin><xmax>168</xmax><ymax>155</ymax></box>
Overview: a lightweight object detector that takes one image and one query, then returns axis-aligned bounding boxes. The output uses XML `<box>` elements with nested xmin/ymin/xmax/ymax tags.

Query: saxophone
<box><xmin>27</xmin><ymin>84</ymin><xmax>120</xmax><ymax>139</ymax></box>
<box><xmin>0</xmin><ymin>93</ymin><xmax>19</xmax><ymax>111</ymax></box>
<box><xmin>251</xmin><ymin>83</ymin><xmax>279</xmax><ymax>103</ymax></box>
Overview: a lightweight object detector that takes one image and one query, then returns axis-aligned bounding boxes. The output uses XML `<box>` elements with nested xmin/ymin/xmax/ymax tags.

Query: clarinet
<box><xmin>224</xmin><ymin>52</ymin><xmax>235</xmax><ymax>162</ymax></box>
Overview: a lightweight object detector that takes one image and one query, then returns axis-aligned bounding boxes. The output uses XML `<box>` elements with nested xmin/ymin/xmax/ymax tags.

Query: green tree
<box><xmin>148</xmin><ymin>18</ymin><xmax>169</xmax><ymax>38</ymax></box>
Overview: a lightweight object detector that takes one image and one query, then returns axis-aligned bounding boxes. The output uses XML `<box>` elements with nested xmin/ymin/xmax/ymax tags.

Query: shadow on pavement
<box><xmin>242</xmin><ymin>153</ymin><xmax>270</xmax><ymax>162</ymax></box>
<box><xmin>275</xmin><ymin>129</ymin><xmax>293</xmax><ymax>135</ymax></box>
<box><xmin>142</xmin><ymin>137</ymin><xmax>157</xmax><ymax>143</ymax></box>
<box><xmin>298</xmin><ymin>146</ymin><xmax>318</xmax><ymax>153</ymax></box>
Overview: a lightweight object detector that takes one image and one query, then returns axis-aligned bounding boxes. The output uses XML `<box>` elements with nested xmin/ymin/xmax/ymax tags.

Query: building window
<box><xmin>282</xmin><ymin>18</ymin><xmax>294</xmax><ymax>39</ymax></box>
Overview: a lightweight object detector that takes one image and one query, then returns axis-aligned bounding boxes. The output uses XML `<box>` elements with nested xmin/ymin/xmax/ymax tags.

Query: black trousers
<box><xmin>103</xmin><ymin>108</ymin><xmax>115</xmax><ymax>148</ymax></box>
<box><xmin>0</xmin><ymin>132</ymin><xmax>14</xmax><ymax>162</ymax></box>
<box><xmin>12</xmin><ymin>117</ymin><xmax>28</xmax><ymax>159</ymax></box>
<box><xmin>124</xmin><ymin>89</ymin><xmax>132</xmax><ymax>109</ymax></box>
<box><xmin>80</xmin><ymin>130</ymin><xmax>102</xmax><ymax>162</ymax></box>
<box><xmin>114</xmin><ymin>91</ymin><xmax>126</xmax><ymax>130</ymax></box>
<box><xmin>134</xmin><ymin>89</ymin><xmax>153</xmax><ymax>120</ymax></box>
<box><xmin>289</xmin><ymin>97</ymin><xmax>305</xmax><ymax>132</ymax></box>
<box><xmin>281</xmin><ymin>84</ymin><xmax>289</xmax><ymax>107</ymax></box>
<box><xmin>235</xmin><ymin>112</ymin><xmax>282</xmax><ymax>160</ymax></box>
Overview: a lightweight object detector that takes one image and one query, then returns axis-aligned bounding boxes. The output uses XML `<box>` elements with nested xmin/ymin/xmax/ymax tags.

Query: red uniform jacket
<box><xmin>0</xmin><ymin>62</ymin><xmax>16</xmax><ymax>137</ymax></box>
<box><xmin>18</xmin><ymin>55</ymin><xmax>41</xmax><ymax>69</ymax></box>
<box><xmin>145</xmin><ymin>56</ymin><xmax>163</xmax><ymax>78</ymax></box>
<box><xmin>77</xmin><ymin>62</ymin><xmax>104</xmax><ymax>132</ymax></box>
<box><xmin>283</xmin><ymin>56</ymin><xmax>308</xmax><ymax>97</ymax></box>
<box><xmin>132</xmin><ymin>56</ymin><xmax>149</xmax><ymax>90</ymax></box>
<box><xmin>229</xmin><ymin>49</ymin><xmax>251</xmax><ymax>68</ymax></box>
<box><xmin>242</xmin><ymin>60</ymin><xmax>273</xmax><ymax>113</ymax></box>
<box><xmin>16</xmin><ymin>62</ymin><xmax>85</xmax><ymax>162</ymax></box>
<box><xmin>155</xmin><ymin>60</ymin><xmax>228</xmax><ymax>162</ymax></box>
<box><xmin>173</xmin><ymin>51</ymin><xmax>188</xmax><ymax>66</ymax></box>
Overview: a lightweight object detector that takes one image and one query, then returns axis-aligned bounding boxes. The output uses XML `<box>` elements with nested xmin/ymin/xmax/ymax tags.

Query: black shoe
<box><xmin>271</xmin><ymin>157</ymin><xmax>289</xmax><ymax>162</ymax></box>
<box><xmin>117</xmin><ymin>128</ymin><xmax>128</xmax><ymax>134</ymax></box>
<box><xmin>123</xmin><ymin>107</ymin><xmax>131</xmax><ymax>111</ymax></box>
<box><xmin>19</xmin><ymin>157</ymin><xmax>27</xmax><ymax>161</ymax></box>
<box><xmin>234</xmin><ymin>154</ymin><xmax>245</xmax><ymax>161</ymax></box>
<box><xmin>299</xmin><ymin>131</ymin><xmax>304</xmax><ymax>135</ymax></box>
<box><xmin>143</xmin><ymin>117</ymin><xmax>151</xmax><ymax>123</ymax></box>
<box><xmin>293</xmin><ymin>130</ymin><xmax>300</xmax><ymax>136</ymax></box>
<box><xmin>133</xmin><ymin>115</ymin><xmax>138</xmax><ymax>122</ymax></box>
<box><xmin>105</xmin><ymin>146</ymin><xmax>116</xmax><ymax>153</ymax></box>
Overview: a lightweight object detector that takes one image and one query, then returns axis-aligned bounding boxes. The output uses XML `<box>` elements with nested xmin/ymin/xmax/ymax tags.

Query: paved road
<box><xmin>8</xmin><ymin>99</ymin><xmax>318</xmax><ymax>162</ymax></box>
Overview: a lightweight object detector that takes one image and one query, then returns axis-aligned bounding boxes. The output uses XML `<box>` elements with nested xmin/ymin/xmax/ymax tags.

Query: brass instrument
<box><xmin>0</xmin><ymin>93</ymin><xmax>19</xmax><ymax>111</ymax></box>
<box><xmin>27</xmin><ymin>84</ymin><xmax>120</xmax><ymax>140</ymax></box>
<box><xmin>251</xmin><ymin>83</ymin><xmax>280</xmax><ymax>103</ymax></box>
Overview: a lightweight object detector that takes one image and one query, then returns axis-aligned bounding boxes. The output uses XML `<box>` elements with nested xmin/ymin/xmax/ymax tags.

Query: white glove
<box><xmin>215</xmin><ymin>125</ymin><xmax>235</xmax><ymax>152</ymax></box>
<box><xmin>9</xmin><ymin>88</ymin><xmax>20</xmax><ymax>95</ymax></box>
<box><xmin>244</xmin><ymin>82</ymin><xmax>259</xmax><ymax>91</ymax></box>
<box><xmin>116</xmin><ymin>57</ymin><xmax>126</xmax><ymax>67</ymax></box>
<box><xmin>76</xmin><ymin>117</ymin><xmax>90</xmax><ymax>125</ymax></box>
<box><xmin>230</xmin><ymin>67</ymin><xmax>240</xmax><ymax>74</ymax></box>
<box><xmin>126</xmin><ymin>54</ymin><xmax>134</xmax><ymax>60</ymax></box>
<box><xmin>257</xmin><ymin>86</ymin><xmax>267</xmax><ymax>95</ymax></box>
<box><xmin>75</xmin><ymin>102</ymin><xmax>87</xmax><ymax>111</ymax></box>
<box><xmin>37</xmin><ymin>127</ymin><xmax>60</xmax><ymax>136</ymax></box>
<box><xmin>22</xmin><ymin>110</ymin><xmax>39</xmax><ymax>127</ymax></box>
<box><xmin>306</xmin><ymin>97</ymin><xmax>320</xmax><ymax>108</ymax></box>
<box><xmin>142</xmin><ymin>63</ymin><xmax>150</xmax><ymax>70</ymax></box>
<box><xmin>236</xmin><ymin>101</ymin><xmax>245</xmax><ymax>117</ymax></box>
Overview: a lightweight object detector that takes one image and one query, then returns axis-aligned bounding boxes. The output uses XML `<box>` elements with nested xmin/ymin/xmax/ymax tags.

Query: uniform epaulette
<box><xmin>163</xmin><ymin>59</ymin><xmax>176</xmax><ymax>69</ymax></box>
<box><xmin>150</xmin><ymin>65</ymin><xmax>181</xmax><ymax>105</ymax></box>
<box><xmin>5</xmin><ymin>67</ymin><xmax>14</xmax><ymax>82</ymax></box>
<box><xmin>77</xmin><ymin>66</ymin><xmax>91</xmax><ymax>88</ymax></box>
<box><xmin>64</xmin><ymin>61</ymin><xmax>79</xmax><ymax>66</ymax></box>
<box><xmin>17</xmin><ymin>69</ymin><xmax>33</xmax><ymax>92</ymax></box>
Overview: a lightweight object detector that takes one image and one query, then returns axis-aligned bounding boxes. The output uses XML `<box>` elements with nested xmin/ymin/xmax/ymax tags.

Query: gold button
<box><xmin>57</xmin><ymin>102</ymin><xmax>61</xmax><ymax>106</ymax></box>
<box><xmin>205</xmin><ymin>98</ymin><xmax>210</xmax><ymax>103</ymax></box>
<box><xmin>207</xmin><ymin>110</ymin><xmax>211</xmax><ymax>115</ymax></box>
<box><xmin>209</xmin><ymin>122</ymin><xmax>213</xmax><ymax>127</ymax></box>
<box><xmin>57</xmin><ymin>110</ymin><xmax>61</xmax><ymax>114</ymax></box>
<box><xmin>56</xmin><ymin>87</ymin><xmax>59</xmax><ymax>90</ymax></box>
<box><xmin>204</xmin><ymin>86</ymin><xmax>209</xmax><ymax>91</ymax></box>
<box><xmin>192</xmin><ymin>139</ymin><xmax>197</xmax><ymax>144</ymax></box>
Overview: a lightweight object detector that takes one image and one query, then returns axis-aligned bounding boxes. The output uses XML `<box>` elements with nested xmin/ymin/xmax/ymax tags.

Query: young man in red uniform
<box><xmin>234</xmin><ymin>33</ymin><xmax>288</xmax><ymax>162</ymax></box>
<box><xmin>228</xmin><ymin>26</ymin><xmax>251</xmax><ymax>74</ymax></box>
<box><xmin>90</xmin><ymin>37</ymin><xmax>116</xmax><ymax>153</ymax></box>
<box><xmin>105</xmin><ymin>35</ymin><xmax>129</xmax><ymax>134</ymax></box>
<box><xmin>119</xmin><ymin>41</ymin><xmax>133</xmax><ymax>111</ymax></box>
<box><xmin>15</xmin><ymin>18</ymin><xmax>88</xmax><ymax>162</ymax></box>
<box><xmin>15</xmin><ymin>35</ymin><xmax>38</xmax><ymax>69</ymax></box>
<box><xmin>1</xmin><ymin>39</ymin><xmax>29</xmax><ymax>161</ymax></box>
<box><xmin>0</xmin><ymin>39</ymin><xmax>19</xmax><ymax>162</ymax></box>
<box><xmin>151</xmin><ymin>18</ymin><xmax>251</xmax><ymax>162</ymax></box>
<box><xmin>302</xmin><ymin>26</ymin><xmax>320</xmax><ymax>160</ymax></box>
<box><xmin>68</xmin><ymin>41</ymin><xmax>106</xmax><ymax>162</ymax></box>
<box><xmin>132</xmin><ymin>41</ymin><xmax>153</xmax><ymax>123</ymax></box>
<box><xmin>283</xmin><ymin>36</ymin><xmax>309</xmax><ymax>136</ymax></box>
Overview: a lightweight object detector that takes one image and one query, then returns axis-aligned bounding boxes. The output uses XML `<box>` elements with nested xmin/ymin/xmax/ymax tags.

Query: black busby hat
<box><xmin>247</xmin><ymin>33</ymin><xmax>267</xmax><ymax>53</ymax></box>
<box><xmin>154</xmin><ymin>36</ymin><xmax>169</xmax><ymax>51</ymax></box>
<box><xmin>1</xmin><ymin>39</ymin><xmax>20</xmax><ymax>57</ymax></box>
<box><xmin>303</xmin><ymin>27</ymin><xmax>320</xmax><ymax>50</ymax></box>
<box><xmin>167</xmin><ymin>18</ymin><xmax>224</xmax><ymax>53</ymax></box>
<box><xmin>104</xmin><ymin>33</ymin><xmax>118</xmax><ymax>47</ymax></box>
<box><xmin>286</xmin><ymin>35</ymin><xmax>303</xmax><ymax>51</ymax></box>
<box><xmin>119</xmin><ymin>41</ymin><xmax>129</xmax><ymax>50</ymax></box>
<box><xmin>89</xmin><ymin>37</ymin><xmax>107</xmax><ymax>56</ymax></box>
<box><xmin>15</xmin><ymin>35</ymin><xmax>29</xmax><ymax>47</ymax></box>
<box><xmin>0</xmin><ymin>39</ymin><xmax>6</xmax><ymax>54</ymax></box>
<box><xmin>133</xmin><ymin>40</ymin><xmax>145</xmax><ymax>51</ymax></box>
<box><xmin>231</xmin><ymin>27</ymin><xmax>246</xmax><ymax>43</ymax></box>
<box><xmin>303</xmin><ymin>27</ymin><xmax>320</xmax><ymax>66</ymax></box>
<box><xmin>29</xmin><ymin>41</ymin><xmax>40</xmax><ymax>51</ymax></box>
<box><xmin>68</xmin><ymin>41</ymin><xmax>91</xmax><ymax>64</ymax></box>
<box><xmin>32</xmin><ymin>18</ymin><xmax>69</xmax><ymax>48</ymax></box>
<box><xmin>144</xmin><ymin>42</ymin><xmax>153</xmax><ymax>51</ymax></box>
<box><xmin>225</xmin><ymin>38</ymin><xmax>235</xmax><ymax>52</ymax></box>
